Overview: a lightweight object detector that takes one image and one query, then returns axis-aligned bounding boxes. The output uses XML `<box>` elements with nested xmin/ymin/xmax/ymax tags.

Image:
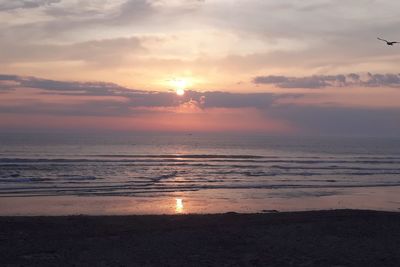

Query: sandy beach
<box><xmin>1</xmin><ymin>209</ymin><xmax>399</xmax><ymax>266</ymax></box>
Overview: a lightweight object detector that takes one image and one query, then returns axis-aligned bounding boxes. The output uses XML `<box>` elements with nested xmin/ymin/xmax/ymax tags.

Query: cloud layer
<box><xmin>1</xmin><ymin>74</ymin><xmax>400</xmax><ymax>136</ymax></box>
<box><xmin>253</xmin><ymin>73</ymin><xmax>400</xmax><ymax>89</ymax></box>
<box><xmin>0</xmin><ymin>74</ymin><xmax>293</xmax><ymax>116</ymax></box>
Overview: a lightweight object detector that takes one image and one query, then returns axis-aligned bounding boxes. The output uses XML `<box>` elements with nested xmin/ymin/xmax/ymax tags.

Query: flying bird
<box><xmin>377</xmin><ymin>37</ymin><xmax>399</xmax><ymax>46</ymax></box>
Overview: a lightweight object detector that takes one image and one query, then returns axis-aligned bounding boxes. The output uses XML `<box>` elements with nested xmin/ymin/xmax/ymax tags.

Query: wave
<box><xmin>2</xmin><ymin>152</ymin><xmax>400</xmax><ymax>198</ymax></box>
<box><xmin>94</xmin><ymin>154</ymin><xmax>400</xmax><ymax>160</ymax></box>
<box><xmin>57</xmin><ymin>175</ymin><xmax>98</xmax><ymax>181</ymax></box>
<box><xmin>1</xmin><ymin>181</ymin><xmax>400</xmax><ymax>197</ymax></box>
<box><xmin>152</xmin><ymin>171</ymin><xmax>178</xmax><ymax>181</ymax></box>
<box><xmin>0</xmin><ymin>175</ymin><xmax>98</xmax><ymax>183</ymax></box>
<box><xmin>2</xmin><ymin>157</ymin><xmax>400</xmax><ymax>165</ymax></box>
<box><xmin>95</xmin><ymin>154</ymin><xmax>265</xmax><ymax>159</ymax></box>
<box><xmin>0</xmin><ymin>177</ymin><xmax>53</xmax><ymax>183</ymax></box>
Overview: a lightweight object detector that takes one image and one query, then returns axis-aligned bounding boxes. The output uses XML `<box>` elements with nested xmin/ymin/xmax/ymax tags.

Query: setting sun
<box><xmin>168</xmin><ymin>78</ymin><xmax>192</xmax><ymax>96</ymax></box>
<box><xmin>176</xmin><ymin>88</ymin><xmax>185</xmax><ymax>96</ymax></box>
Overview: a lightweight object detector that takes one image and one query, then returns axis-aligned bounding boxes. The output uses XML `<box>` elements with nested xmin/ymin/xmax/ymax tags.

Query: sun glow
<box><xmin>168</xmin><ymin>78</ymin><xmax>192</xmax><ymax>96</ymax></box>
<box><xmin>174</xmin><ymin>79</ymin><xmax>187</xmax><ymax>89</ymax></box>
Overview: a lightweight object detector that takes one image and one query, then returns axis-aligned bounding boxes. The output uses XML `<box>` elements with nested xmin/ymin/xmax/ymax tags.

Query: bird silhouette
<box><xmin>377</xmin><ymin>37</ymin><xmax>399</xmax><ymax>46</ymax></box>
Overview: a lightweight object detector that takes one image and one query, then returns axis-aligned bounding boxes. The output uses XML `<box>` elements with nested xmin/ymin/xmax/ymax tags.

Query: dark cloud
<box><xmin>0</xmin><ymin>74</ymin><xmax>296</xmax><ymax>116</ymax></box>
<box><xmin>0</xmin><ymin>74</ymin><xmax>19</xmax><ymax>80</ymax></box>
<box><xmin>365</xmin><ymin>73</ymin><xmax>400</xmax><ymax>87</ymax></box>
<box><xmin>186</xmin><ymin>91</ymin><xmax>284</xmax><ymax>109</ymax></box>
<box><xmin>117</xmin><ymin>0</ymin><xmax>155</xmax><ymax>23</ymax></box>
<box><xmin>0</xmin><ymin>74</ymin><xmax>136</xmax><ymax>96</ymax></box>
<box><xmin>253</xmin><ymin>73</ymin><xmax>400</xmax><ymax>89</ymax></box>
<box><xmin>0</xmin><ymin>0</ymin><xmax>60</xmax><ymax>11</ymax></box>
<box><xmin>0</xmin><ymin>75</ymin><xmax>20</xmax><ymax>92</ymax></box>
<box><xmin>347</xmin><ymin>73</ymin><xmax>360</xmax><ymax>81</ymax></box>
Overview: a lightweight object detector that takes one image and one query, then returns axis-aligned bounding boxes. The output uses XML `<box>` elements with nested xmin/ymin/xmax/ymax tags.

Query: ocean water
<box><xmin>1</xmin><ymin>133</ymin><xmax>400</xmax><ymax>215</ymax></box>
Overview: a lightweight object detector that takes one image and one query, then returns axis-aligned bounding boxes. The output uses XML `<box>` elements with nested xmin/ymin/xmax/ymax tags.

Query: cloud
<box><xmin>0</xmin><ymin>74</ymin><xmax>19</xmax><ymax>80</ymax></box>
<box><xmin>189</xmin><ymin>91</ymin><xmax>286</xmax><ymax>108</ymax></box>
<box><xmin>116</xmin><ymin>0</ymin><xmax>155</xmax><ymax>23</ymax></box>
<box><xmin>365</xmin><ymin>73</ymin><xmax>400</xmax><ymax>87</ymax></box>
<box><xmin>0</xmin><ymin>75</ymin><xmax>21</xmax><ymax>92</ymax></box>
<box><xmin>253</xmin><ymin>73</ymin><xmax>400</xmax><ymax>89</ymax></box>
<box><xmin>0</xmin><ymin>37</ymin><xmax>145</xmax><ymax>65</ymax></box>
<box><xmin>0</xmin><ymin>0</ymin><xmax>60</xmax><ymax>11</ymax></box>
<box><xmin>0</xmin><ymin>74</ymin><xmax>296</xmax><ymax>116</ymax></box>
<box><xmin>0</xmin><ymin>74</ymin><xmax>135</xmax><ymax>95</ymax></box>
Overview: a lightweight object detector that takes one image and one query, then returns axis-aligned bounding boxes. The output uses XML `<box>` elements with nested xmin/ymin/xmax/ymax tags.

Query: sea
<box><xmin>1</xmin><ymin>133</ymin><xmax>400</xmax><ymax>215</ymax></box>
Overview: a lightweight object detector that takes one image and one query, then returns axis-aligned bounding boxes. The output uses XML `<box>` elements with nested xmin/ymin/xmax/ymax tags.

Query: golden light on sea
<box><xmin>175</xmin><ymin>198</ymin><xmax>184</xmax><ymax>213</ymax></box>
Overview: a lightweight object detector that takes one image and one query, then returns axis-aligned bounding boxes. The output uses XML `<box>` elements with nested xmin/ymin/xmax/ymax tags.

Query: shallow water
<box><xmin>1</xmin><ymin>133</ymin><xmax>400</xmax><ymax>215</ymax></box>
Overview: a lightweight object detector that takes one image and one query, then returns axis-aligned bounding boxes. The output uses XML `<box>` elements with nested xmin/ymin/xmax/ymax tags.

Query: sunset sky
<box><xmin>1</xmin><ymin>0</ymin><xmax>400</xmax><ymax>135</ymax></box>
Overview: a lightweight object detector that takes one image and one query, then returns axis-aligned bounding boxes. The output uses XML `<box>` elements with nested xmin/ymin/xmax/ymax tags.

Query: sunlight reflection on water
<box><xmin>175</xmin><ymin>198</ymin><xmax>184</xmax><ymax>213</ymax></box>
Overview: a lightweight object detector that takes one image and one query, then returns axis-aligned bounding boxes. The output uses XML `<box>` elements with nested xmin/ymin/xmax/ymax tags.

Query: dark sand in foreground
<box><xmin>1</xmin><ymin>210</ymin><xmax>400</xmax><ymax>266</ymax></box>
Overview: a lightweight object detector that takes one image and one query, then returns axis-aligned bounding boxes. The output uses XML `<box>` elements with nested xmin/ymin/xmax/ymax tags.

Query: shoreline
<box><xmin>1</xmin><ymin>186</ymin><xmax>400</xmax><ymax>216</ymax></box>
<box><xmin>1</xmin><ymin>208</ymin><xmax>399</xmax><ymax>217</ymax></box>
<box><xmin>1</xmin><ymin>209</ymin><xmax>400</xmax><ymax>266</ymax></box>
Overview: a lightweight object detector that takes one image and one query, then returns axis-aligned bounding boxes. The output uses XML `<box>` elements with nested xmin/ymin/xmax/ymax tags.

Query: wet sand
<box><xmin>1</xmin><ymin>209</ymin><xmax>400</xmax><ymax>266</ymax></box>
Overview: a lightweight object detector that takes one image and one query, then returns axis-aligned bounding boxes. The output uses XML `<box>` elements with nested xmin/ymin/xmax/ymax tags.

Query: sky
<box><xmin>1</xmin><ymin>0</ymin><xmax>400</xmax><ymax>136</ymax></box>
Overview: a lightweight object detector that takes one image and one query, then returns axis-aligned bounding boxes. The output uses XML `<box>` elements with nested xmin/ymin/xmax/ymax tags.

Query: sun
<box><xmin>176</xmin><ymin>88</ymin><xmax>185</xmax><ymax>96</ymax></box>
<box><xmin>173</xmin><ymin>79</ymin><xmax>187</xmax><ymax>96</ymax></box>
<box><xmin>169</xmin><ymin>78</ymin><xmax>189</xmax><ymax>96</ymax></box>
